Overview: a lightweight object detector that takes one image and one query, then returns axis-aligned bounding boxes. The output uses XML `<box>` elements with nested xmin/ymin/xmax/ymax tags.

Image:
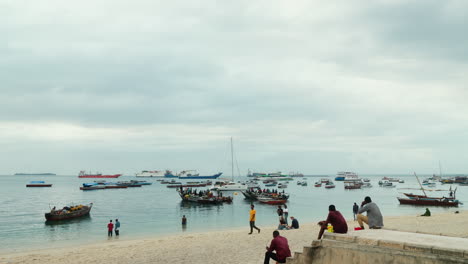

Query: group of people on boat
<box><xmin>50</xmin><ymin>204</ymin><xmax>85</xmax><ymax>215</ymax></box>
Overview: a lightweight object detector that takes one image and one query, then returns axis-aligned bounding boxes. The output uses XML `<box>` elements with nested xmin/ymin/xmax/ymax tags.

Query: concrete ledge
<box><xmin>355</xmin><ymin>237</ymin><xmax>379</xmax><ymax>246</ymax></box>
<box><xmin>377</xmin><ymin>239</ymin><xmax>405</xmax><ymax>250</ymax></box>
<box><xmin>311</xmin><ymin>240</ymin><xmax>321</xmax><ymax>248</ymax></box>
<box><xmin>431</xmin><ymin>247</ymin><xmax>465</xmax><ymax>258</ymax></box>
<box><xmin>404</xmin><ymin>243</ymin><xmax>433</xmax><ymax>253</ymax></box>
<box><xmin>322</xmin><ymin>232</ymin><xmax>356</xmax><ymax>242</ymax></box>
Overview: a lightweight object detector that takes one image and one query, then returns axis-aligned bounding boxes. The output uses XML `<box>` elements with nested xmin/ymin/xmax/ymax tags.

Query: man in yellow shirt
<box><xmin>249</xmin><ymin>204</ymin><xmax>261</xmax><ymax>234</ymax></box>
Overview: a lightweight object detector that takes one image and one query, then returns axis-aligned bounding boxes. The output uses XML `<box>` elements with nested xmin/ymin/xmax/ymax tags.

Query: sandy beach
<box><xmin>1</xmin><ymin>210</ymin><xmax>467</xmax><ymax>264</ymax></box>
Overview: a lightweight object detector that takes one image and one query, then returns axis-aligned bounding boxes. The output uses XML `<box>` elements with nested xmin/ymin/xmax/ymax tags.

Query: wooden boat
<box><xmin>178</xmin><ymin>190</ymin><xmax>232</xmax><ymax>204</ymax></box>
<box><xmin>45</xmin><ymin>203</ymin><xmax>93</xmax><ymax>221</ymax></box>
<box><xmin>257</xmin><ymin>197</ymin><xmax>287</xmax><ymax>205</ymax></box>
<box><xmin>397</xmin><ymin>197</ymin><xmax>459</xmax><ymax>207</ymax></box>
<box><xmin>397</xmin><ymin>173</ymin><xmax>460</xmax><ymax>207</ymax></box>
<box><xmin>26</xmin><ymin>181</ymin><xmax>52</xmax><ymax>187</ymax></box>
<box><xmin>314</xmin><ymin>182</ymin><xmax>322</xmax><ymax>187</ymax></box>
<box><xmin>344</xmin><ymin>182</ymin><xmax>361</xmax><ymax>189</ymax></box>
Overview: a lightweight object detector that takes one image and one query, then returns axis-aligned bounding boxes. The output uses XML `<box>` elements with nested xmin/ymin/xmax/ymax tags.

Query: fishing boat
<box><xmin>177</xmin><ymin>170</ymin><xmax>223</xmax><ymax>180</ymax></box>
<box><xmin>344</xmin><ymin>182</ymin><xmax>361</xmax><ymax>189</ymax></box>
<box><xmin>397</xmin><ymin>173</ymin><xmax>461</xmax><ymax>207</ymax></box>
<box><xmin>320</xmin><ymin>178</ymin><xmax>330</xmax><ymax>183</ymax></box>
<box><xmin>78</xmin><ymin>171</ymin><xmax>122</xmax><ymax>178</ymax></box>
<box><xmin>257</xmin><ymin>197</ymin><xmax>287</xmax><ymax>205</ymax></box>
<box><xmin>278</xmin><ymin>183</ymin><xmax>288</xmax><ymax>189</ymax></box>
<box><xmin>324</xmin><ymin>182</ymin><xmax>336</xmax><ymax>189</ymax></box>
<box><xmin>300</xmin><ymin>181</ymin><xmax>308</xmax><ymax>186</ymax></box>
<box><xmin>178</xmin><ymin>189</ymin><xmax>232</xmax><ymax>204</ymax></box>
<box><xmin>380</xmin><ymin>181</ymin><xmax>396</xmax><ymax>188</ymax></box>
<box><xmin>45</xmin><ymin>203</ymin><xmax>93</xmax><ymax>221</ymax></box>
<box><xmin>80</xmin><ymin>185</ymin><xmax>107</xmax><ymax>190</ymax></box>
<box><xmin>314</xmin><ymin>182</ymin><xmax>322</xmax><ymax>187</ymax></box>
<box><xmin>26</xmin><ymin>181</ymin><xmax>52</xmax><ymax>187</ymax></box>
<box><xmin>241</xmin><ymin>188</ymin><xmax>289</xmax><ymax>200</ymax></box>
<box><xmin>265</xmin><ymin>182</ymin><xmax>277</xmax><ymax>187</ymax></box>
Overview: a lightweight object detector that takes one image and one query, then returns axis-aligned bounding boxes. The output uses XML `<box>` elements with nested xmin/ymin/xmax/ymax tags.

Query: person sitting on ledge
<box><xmin>421</xmin><ymin>208</ymin><xmax>431</xmax><ymax>217</ymax></box>
<box><xmin>264</xmin><ymin>230</ymin><xmax>291</xmax><ymax>264</ymax></box>
<box><xmin>357</xmin><ymin>196</ymin><xmax>384</xmax><ymax>229</ymax></box>
<box><xmin>317</xmin><ymin>204</ymin><xmax>348</xmax><ymax>239</ymax></box>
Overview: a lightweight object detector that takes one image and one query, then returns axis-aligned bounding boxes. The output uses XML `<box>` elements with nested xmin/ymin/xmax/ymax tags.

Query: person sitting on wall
<box><xmin>317</xmin><ymin>205</ymin><xmax>348</xmax><ymax>239</ymax></box>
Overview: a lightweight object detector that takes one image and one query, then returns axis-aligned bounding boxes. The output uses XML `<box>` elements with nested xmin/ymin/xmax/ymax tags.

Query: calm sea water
<box><xmin>0</xmin><ymin>174</ymin><xmax>465</xmax><ymax>253</ymax></box>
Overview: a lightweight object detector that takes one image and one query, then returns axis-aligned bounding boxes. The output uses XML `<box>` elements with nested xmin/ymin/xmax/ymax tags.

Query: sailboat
<box><xmin>211</xmin><ymin>137</ymin><xmax>247</xmax><ymax>191</ymax></box>
<box><xmin>397</xmin><ymin>172</ymin><xmax>460</xmax><ymax>207</ymax></box>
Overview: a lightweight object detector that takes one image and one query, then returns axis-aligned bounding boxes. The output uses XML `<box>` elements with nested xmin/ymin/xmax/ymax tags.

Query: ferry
<box><xmin>177</xmin><ymin>170</ymin><xmax>223</xmax><ymax>180</ymax></box>
<box><xmin>335</xmin><ymin>172</ymin><xmax>358</xmax><ymax>181</ymax></box>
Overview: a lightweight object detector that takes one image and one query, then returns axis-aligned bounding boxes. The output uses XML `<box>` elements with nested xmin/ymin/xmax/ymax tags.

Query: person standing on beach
<box><xmin>353</xmin><ymin>202</ymin><xmax>359</xmax><ymax>221</ymax></box>
<box><xmin>276</xmin><ymin>206</ymin><xmax>283</xmax><ymax>220</ymax></box>
<box><xmin>317</xmin><ymin>205</ymin><xmax>347</xmax><ymax>239</ymax></box>
<box><xmin>107</xmin><ymin>220</ymin><xmax>114</xmax><ymax>237</ymax></box>
<box><xmin>283</xmin><ymin>205</ymin><xmax>289</xmax><ymax>225</ymax></box>
<box><xmin>357</xmin><ymin>196</ymin><xmax>384</xmax><ymax>229</ymax></box>
<box><xmin>249</xmin><ymin>204</ymin><xmax>260</xmax><ymax>234</ymax></box>
<box><xmin>114</xmin><ymin>219</ymin><xmax>120</xmax><ymax>236</ymax></box>
<box><xmin>264</xmin><ymin>230</ymin><xmax>291</xmax><ymax>264</ymax></box>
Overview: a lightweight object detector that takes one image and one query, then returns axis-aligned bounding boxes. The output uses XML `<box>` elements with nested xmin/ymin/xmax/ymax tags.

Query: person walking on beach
<box><xmin>249</xmin><ymin>204</ymin><xmax>260</xmax><ymax>234</ymax></box>
<box><xmin>357</xmin><ymin>196</ymin><xmax>384</xmax><ymax>229</ymax></box>
<box><xmin>264</xmin><ymin>230</ymin><xmax>291</xmax><ymax>264</ymax></box>
<box><xmin>114</xmin><ymin>219</ymin><xmax>120</xmax><ymax>236</ymax></box>
<box><xmin>107</xmin><ymin>220</ymin><xmax>114</xmax><ymax>237</ymax></box>
<box><xmin>317</xmin><ymin>205</ymin><xmax>348</xmax><ymax>239</ymax></box>
<box><xmin>283</xmin><ymin>205</ymin><xmax>289</xmax><ymax>225</ymax></box>
<box><xmin>353</xmin><ymin>202</ymin><xmax>359</xmax><ymax>221</ymax></box>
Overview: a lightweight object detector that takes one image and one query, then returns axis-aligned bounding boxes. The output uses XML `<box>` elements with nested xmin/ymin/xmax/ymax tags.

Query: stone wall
<box><xmin>286</xmin><ymin>232</ymin><xmax>468</xmax><ymax>264</ymax></box>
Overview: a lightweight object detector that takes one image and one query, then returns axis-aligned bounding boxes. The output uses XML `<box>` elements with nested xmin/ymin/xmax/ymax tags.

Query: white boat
<box><xmin>362</xmin><ymin>182</ymin><xmax>372</xmax><ymax>188</ymax></box>
<box><xmin>135</xmin><ymin>170</ymin><xmax>167</xmax><ymax>177</ymax></box>
<box><xmin>278</xmin><ymin>183</ymin><xmax>288</xmax><ymax>188</ymax></box>
<box><xmin>380</xmin><ymin>180</ymin><xmax>396</xmax><ymax>188</ymax></box>
<box><xmin>335</xmin><ymin>171</ymin><xmax>358</xmax><ymax>181</ymax></box>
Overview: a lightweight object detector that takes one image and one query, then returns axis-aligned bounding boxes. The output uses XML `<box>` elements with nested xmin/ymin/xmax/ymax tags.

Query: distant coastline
<box><xmin>14</xmin><ymin>173</ymin><xmax>56</xmax><ymax>176</ymax></box>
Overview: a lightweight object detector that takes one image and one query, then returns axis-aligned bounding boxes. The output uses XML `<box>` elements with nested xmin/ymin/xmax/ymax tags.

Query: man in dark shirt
<box><xmin>264</xmin><ymin>231</ymin><xmax>291</xmax><ymax>264</ymax></box>
<box><xmin>317</xmin><ymin>205</ymin><xmax>348</xmax><ymax>239</ymax></box>
<box><xmin>289</xmin><ymin>217</ymin><xmax>299</xmax><ymax>229</ymax></box>
<box><xmin>353</xmin><ymin>202</ymin><xmax>359</xmax><ymax>220</ymax></box>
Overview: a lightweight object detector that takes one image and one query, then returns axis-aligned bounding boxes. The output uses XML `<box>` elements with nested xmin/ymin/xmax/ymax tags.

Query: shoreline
<box><xmin>2</xmin><ymin>210</ymin><xmax>467</xmax><ymax>264</ymax></box>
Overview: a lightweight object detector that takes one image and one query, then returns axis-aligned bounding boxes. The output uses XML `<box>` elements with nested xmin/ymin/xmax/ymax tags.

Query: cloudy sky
<box><xmin>1</xmin><ymin>0</ymin><xmax>468</xmax><ymax>176</ymax></box>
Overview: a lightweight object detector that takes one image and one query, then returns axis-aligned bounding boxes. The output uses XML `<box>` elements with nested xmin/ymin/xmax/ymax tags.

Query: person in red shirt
<box><xmin>317</xmin><ymin>204</ymin><xmax>348</xmax><ymax>239</ymax></box>
<box><xmin>264</xmin><ymin>230</ymin><xmax>291</xmax><ymax>264</ymax></box>
<box><xmin>107</xmin><ymin>220</ymin><xmax>114</xmax><ymax>237</ymax></box>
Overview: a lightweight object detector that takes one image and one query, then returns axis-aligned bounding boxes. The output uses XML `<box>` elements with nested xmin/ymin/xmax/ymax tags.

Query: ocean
<box><xmin>0</xmin><ymin>174</ymin><xmax>464</xmax><ymax>253</ymax></box>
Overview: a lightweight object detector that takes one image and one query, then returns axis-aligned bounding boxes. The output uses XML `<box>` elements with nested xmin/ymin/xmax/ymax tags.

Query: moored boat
<box><xmin>314</xmin><ymin>182</ymin><xmax>322</xmax><ymax>187</ymax></box>
<box><xmin>45</xmin><ymin>203</ymin><xmax>93</xmax><ymax>221</ymax></box>
<box><xmin>324</xmin><ymin>182</ymin><xmax>336</xmax><ymax>189</ymax></box>
<box><xmin>257</xmin><ymin>197</ymin><xmax>287</xmax><ymax>205</ymax></box>
<box><xmin>26</xmin><ymin>181</ymin><xmax>52</xmax><ymax>187</ymax></box>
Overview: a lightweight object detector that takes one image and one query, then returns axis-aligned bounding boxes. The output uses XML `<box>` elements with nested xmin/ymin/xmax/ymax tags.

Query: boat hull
<box><xmin>397</xmin><ymin>198</ymin><xmax>459</xmax><ymax>207</ymax></box>
<box><xmin>45</xmin><ymin>204</ymin><xmax>92</xmax><ymax>221</ymax></box>
<box><xmin>26</xmin><ymin>184</ymin><xmax>52</xmax><ymax>187</ymax></box>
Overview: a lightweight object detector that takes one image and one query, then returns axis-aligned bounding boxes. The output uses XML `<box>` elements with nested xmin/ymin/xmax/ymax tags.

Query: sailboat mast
<box><xmin>414</xmin><ymin>172</ymin><xmax>427</xmax><ymax>197</ymax></box>
<box><xmin>231</xmin><ymin>137</ymin><xmax>234</xmax><ymax>181</ymax></box>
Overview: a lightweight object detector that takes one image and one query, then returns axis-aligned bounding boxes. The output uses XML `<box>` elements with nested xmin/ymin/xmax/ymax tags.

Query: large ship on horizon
<box><xmin>335</xmin><ymin>171</ymin><xmax>359</xmax><ymax>181</ymax></box>
<box><xmin>78</xmin><ymin>170</ymin><xmax>122</xmax><ymax>178</ymax></box>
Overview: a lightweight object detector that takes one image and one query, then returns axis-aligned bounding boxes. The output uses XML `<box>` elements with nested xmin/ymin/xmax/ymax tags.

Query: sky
<box><xmin>1</xmin><ymin>0</ymin><xmax>468</xmax><ymax>176</ymax></box>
